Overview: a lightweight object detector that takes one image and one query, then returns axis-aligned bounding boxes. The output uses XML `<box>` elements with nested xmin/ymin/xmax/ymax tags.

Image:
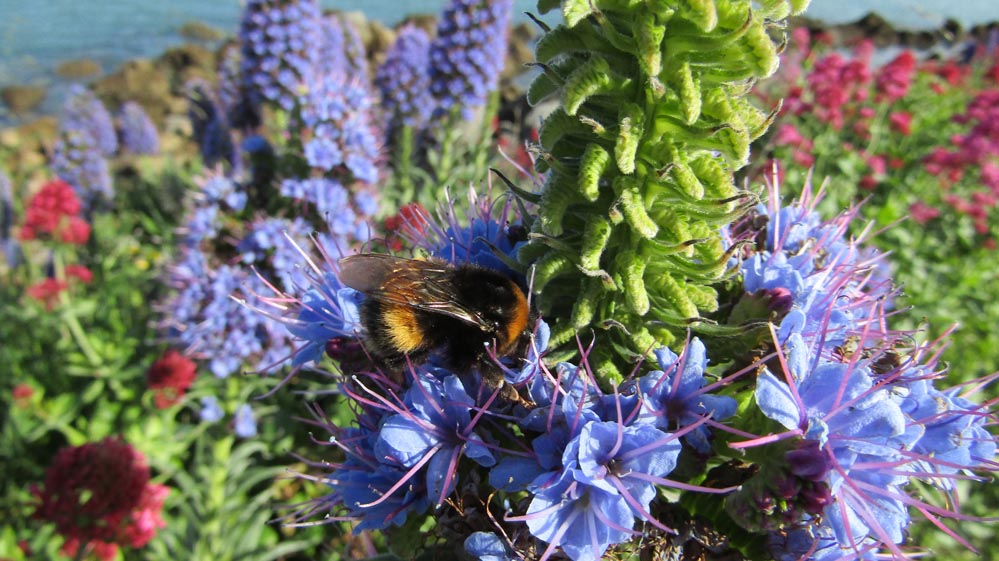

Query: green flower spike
<box><xmin>520</xmin><ymin>0</ymin><xmax>809</xmax><ymax>381</ymax></box>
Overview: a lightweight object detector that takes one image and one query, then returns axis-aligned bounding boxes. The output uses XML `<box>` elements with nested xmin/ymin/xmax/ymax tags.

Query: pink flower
<box><xmin>909</xmin><ymin>202</ymin><xmax>940</xmax><ymax>224</ymax></box>
<box><xmin>773</xmin><ymin>124</ymin><xmax>806</xmax><ymax>147</ymax></box>
<box><xmin>876</xmin><ymin>50</ymin><xmax>916</xmax><ymax>102</ymax></box>
<box><xmin>867</xmin><ymin>155</ymin><xmax>887</xmax><ymax>176</ymax></box>
<box><xmin>889</xmin><ymin>111</ymin><xmax>912</xmax><ymax>136</ymax></box>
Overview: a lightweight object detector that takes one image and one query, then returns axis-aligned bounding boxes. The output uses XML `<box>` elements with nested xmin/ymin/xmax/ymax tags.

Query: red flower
<box><xmin>859</xmin><ymin>175</ymin><xmax>879</xmax><ymax>191</ymax></box>
<box><xmin>146</xmin><ymin>349</ymin><xmax>197</xmax><ymax>409</ymax></box>
<box><xmin>384</xmin><ymin>202</ymin><xmax>431</xmax><ymax>252</ymax></box>
<box><xmin>19</xmin><ymin>179</ymin><xmax>90</xmax><ymax>244</ymax></box>
<box><xmin>27</xmin><ymin>278</ymin><xmax>68</xmax><ymax>310</ymax></box>
<box><xmin>60</xmin><ymin>217</ymin><xmax>92</xmax><ymax>245</ymax></box>
<box><xmin>65</xmin><ymin>264</ymin><xmax>94</xmax><ymax>284</ymax></box>
<box><xmin>32</xmin><ymin>437</ymin><xmax>168</xmax><ymax>561</ymax></box>
<box><xmin>13</xmin><ymin>383</ymin><xmax>33</xmax><ymax>407</ymax></box>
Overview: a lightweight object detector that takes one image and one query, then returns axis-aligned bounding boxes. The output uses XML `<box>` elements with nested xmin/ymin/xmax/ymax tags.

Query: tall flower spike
<box><xmin>521</xmin><ymin>0</ymin><xmax>810</xmax><ymax>380</ymax></box>
<box><xmin>118</xmin><ymin>101</ymin><xmax>160</xmax><ymax>155</ymax></box>
<box><xmin>50</xmin><ymin>129</ymin><xmax>113</xmax><ymax>205</ymax></box>
<box><xmin>238</xmin><ymin>0</ymin><xmax>323</xmax><ymax>111</ymax></box>
<box><xmin>428</xmin><ymin>0</ymin><xmax>514</xmax><ymax>121</ymax></box>
<box><xmin>376</xmin><ymin>24</ymin><xmax>434</xmax><ymax>134</ymax></box>
<box><xmin>296</xmin><ymin>73</ymin><xmax>381</xmax><ymax>184</ymax></box>
<box><xmin>60</xmin><ymin>84</ymin><xmax>118</xmax><ymax>156</ymax></box>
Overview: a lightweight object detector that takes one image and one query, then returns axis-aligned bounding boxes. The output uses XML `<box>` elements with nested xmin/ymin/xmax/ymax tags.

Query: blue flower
<box><xmin>50</xmin><ymin>128</ymin><xmax>112</xmax><ymax>205</ymax></box>
<box><xmin>428</xmin><ymin>0</ymin><xmax>514</xmax><ymax>120</ymax></box>
<box><xmin>199</xmin><ymin>396</ymin><xmax>224</xmax><ymax>423</ymax></box>
<box><xmin>234</xmin><ymin>404</ymin><xmax>258</xmax><ymax>437</ymax></box>
<box><xmin>238</xmin><ymin>0</ymin><xmax>322</xmax><ymax>111</ymax></box>
<box><xmin>637</xmin><ymin>338</ymin><xmax>737</xmax><ymax>454</ymax></box>
<box><xmin>283</xmin><ymin>272</ymin><xmax>363</xmax><ymax>366</ymax></box>
<box><xmin>297</xmin><ymin>75</ymin><xmax>381</xmax><ymax>183</ymax></box>
<box><xmin>742</xmin><ymin>320</ymin><xmax>997</xmax><ymax>560</ymax></box>
<box><xmin>738</xmin><ymin>180</ymin><xmax>896</xmax><ymax>350</ymax></box>
<box><xmin>464</xmin><ymin>532</ymin><xmax>515</xmax><ymax>561</ymax></box>
<box><xmin>117</xmin><ymin>101</ymin><xmax>159</xmax><ymax>155</ymax></box>
<box><xmin>237</xmin><ymin>217</ymin><xmax>314</xmax><ymax>292</ymax></box>
<box><xmin>60</xmin><ymin>84</ymin><xmax>118</xmax><ymax>156</ymax></box>
<box><xmin>521</xmin><ymin>419</ymin><xmax>681</xmax><ymax>561</ymax></box>
<box><xmin>375</xmin><ymin>373</ymin><xmax>496</xmax><ymax>504</ymax></box>
<box><xmin>376</xmin><ymin>24</ymin><xmax>433</xmax><ymax>132</ymax></box>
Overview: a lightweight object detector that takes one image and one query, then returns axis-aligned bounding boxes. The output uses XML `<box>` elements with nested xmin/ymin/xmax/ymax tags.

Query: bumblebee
<box><xmin>338</xmin><ymin>254</ymin><xmax>533</xmax><ymax>388</ymax></box>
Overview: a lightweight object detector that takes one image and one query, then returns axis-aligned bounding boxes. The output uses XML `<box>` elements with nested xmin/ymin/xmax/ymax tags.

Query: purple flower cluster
<box><xmin>186</xmin><ymin>80</ymin><xmax>241</xmax><ymax>172</ymax></box>
<box><xmin>727</xmin><ymin>178</ymin><xmax>998</xmax><ymax>560</ymax></box>
<box><xmin>297</xmin><ymin>75</ymin><xmax>381</xmax><ymax>183</ymax></box>
<box><xmin>737</xmin><ymin>180</ymin><xmax>895</xmax><ymax>350</ymax></box>
<box><xmin>117</xmin><ymin>102</ymin><xmax>160</xmax><ymax>155</ymax></box>
<box><xmin>376</xmin><ymin>25</ymin><xmax>434</xmax><ymax>132</ymax></box>
<box><xmin>0</xmin><ymin>169</ymin><xmax>20</xmax><ymax>268</ymax></box>
<box><xmin>266</xmin><ymin>194</ymin><xmax>739</xmax><ymax>561</ymax></box>
<box><xmin>237</xmin><ymin>216</ymin><xmax>314</xmax><ymax>293</ymax></box>
<box><xmin>428</xmin><ymin>0</ymin><xmax>513</xmax><ymax>120</ymax></box>
<box><xmin>238</xmin><ymin>0</ymin><xmax>322</xmax><ymax>111</ymax></box>
<box><xmin>278</xmin><ymin>177</ymin><xmax>378</xmax><ymax>247</ymax></box>
<box><xmin>60</xmin><ymin>84</ymin><xmax>118</xmax><ymax>156</ymax></box>
<box><xmin>51</xmin><ymin>128</ymin><xmax>113</xmax><ymax>204</ymax></box>
<box><xmin>162</xmin><ymin>172</ymin><xmax>294</xmax><ymax>378</ymax></box>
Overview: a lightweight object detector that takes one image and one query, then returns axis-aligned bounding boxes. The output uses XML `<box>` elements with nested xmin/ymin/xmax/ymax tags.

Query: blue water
<box><xmin>1</xmin><ymin>0</ymin><xmax>997</xmax><ymax>123</ymax></box>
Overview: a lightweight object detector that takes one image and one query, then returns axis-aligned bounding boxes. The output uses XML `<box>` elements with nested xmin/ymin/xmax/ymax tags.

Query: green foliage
<box><xmin>520</xmin><ymin>0</ymin><xmax>809</xmax><ymax>376</ymax></box>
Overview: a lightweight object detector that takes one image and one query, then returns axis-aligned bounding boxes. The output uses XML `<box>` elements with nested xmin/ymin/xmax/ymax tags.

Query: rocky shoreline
<box><xmin>1</xmin><ymin>10</ymin><xmax>996</xmax><ymax>174</ymax></box>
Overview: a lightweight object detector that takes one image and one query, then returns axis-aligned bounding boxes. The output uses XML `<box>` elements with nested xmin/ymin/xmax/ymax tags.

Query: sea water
<box><xmin>0</xmin><ymin>0</ymin><xmax>996</xmax><ymax>123</ymax></box>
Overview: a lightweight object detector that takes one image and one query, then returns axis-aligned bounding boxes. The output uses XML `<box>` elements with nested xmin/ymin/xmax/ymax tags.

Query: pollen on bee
<box><xmin>384</xmin><ymin>303</ymin><xmax>425</xmax><ymax>353</ymax></box>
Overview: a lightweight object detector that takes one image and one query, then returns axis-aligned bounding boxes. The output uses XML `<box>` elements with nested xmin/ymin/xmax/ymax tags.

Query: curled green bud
<box><xmin>615</xmin><ymin>103</ymin><xmax>644</xmax><ymax>174</ymax></box>
<box><xmin>563</xmin><ymin>55</ymin><xmax>622</xmax><ymax>116</ymax></box>
<box><xmin>618</xmin><ymin>251</ymin><xmax>650</xmax><ymax>315</ymax></box>
<box><xmin>580</xmin><ymin>216</ymin><xmax>614</xmax><ymax>272</ymax></box>
<box><xmin>653</xmin><ymin>271</ymin><xmax>699</xmax><ymax>319</ymax></box>
<box><xmin>539</xmin><ymin>171</ymin><xmax>580</xmax><ymax>236</ymax></box>
<box><xmin>690</xmin><ymin>155</ymin><xmax>736</xmax><ymax>199</ymax></box>
<box><xmin>678</xmin><ymin>0</ymin><xmax>718</xmax><ymax>32</ymax></box>
<box><xmin>579</xmin><ymin>143</ymin><xmax>611</xmax><ymax>201</ymax></box>
<box><xmin>532</xmin><ymin>250</ymin><xmax>574</xmax><ymax>294</ymax></box>
<box><xmin>636</xmin><ymin>12</ymin><xmax>665</xmax><ymax>78</ymax></box>
<box><xmin>616</xmin><ymin>178</ymin><xmax>659</xmax><ymax>238</ymax></box>
<box><xmin>674</xmin><ymin>62</ymin><xmax>702</xmax><ymax>125</ymax></box>
<box><xmin>741</xmin><ymin>17</ymin><xmax>780</xmax><ymax>77</ymax></box>
<box><xmin>571</xmin><ymin>277</ymin><xmax>603</xmax><ymax>329</ymax></box>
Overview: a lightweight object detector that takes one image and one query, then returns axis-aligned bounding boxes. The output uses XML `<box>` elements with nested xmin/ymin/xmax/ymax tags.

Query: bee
<box><xmin>338</xmin><ymin>254</ymin><xmax>533</xmax><ymax>399</ymax></box>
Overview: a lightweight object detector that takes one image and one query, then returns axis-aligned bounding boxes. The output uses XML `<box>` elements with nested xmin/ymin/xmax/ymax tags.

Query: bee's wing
<box><xmin>338</xmin><ymin>254</ymin><xmax>488</xmax><ymax>328</ymax></box>
<box><xmin>338</xmin><ymin>254</ymin><xmax>410</xmax><ymax>293</ymax></box>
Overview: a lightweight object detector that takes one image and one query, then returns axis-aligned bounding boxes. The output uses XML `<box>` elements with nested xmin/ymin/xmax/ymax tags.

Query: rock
<box><xmin>91</xmin><ymin>58</ymin><xmax>172</xmax><ymax>124</ymax></box>
<box><xmin>397</xmin><ymin>14</ymin><xmax>438</xmax><ymax>37</ymax></box>
<box><xmin>0</xmin><ymin>116</ymin><xmax>58</xmax><ymax>175</ymax></box>
<box><xmin>179</xmin><ymin>21</ymin><xmax>225</xmax><ymax>42</ymax></box>
<box><xmin>1</xmin><ymin>85</ymin><xmax>47</xmax><ymax>114</ymax></box>
<box><xmin>159</xmin><ymin>43</ymin><xmax>217</xmax><ymax>85</ymax></box>
<box><xmin>56</xmin><ymin>59</ymin><xmax>102</xmax><ymax>79</ymax></box>
<box><xmin>366</xmin><ymin>19</ymin><xmax>397</xmax><ymax>64</ymax></box>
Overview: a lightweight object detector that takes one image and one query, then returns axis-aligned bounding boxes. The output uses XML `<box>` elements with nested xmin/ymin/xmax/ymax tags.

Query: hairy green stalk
<box><xmin>522</xmin><ymin>0</ymin><xmax>809</xmax><ymax>381</ymax></box>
